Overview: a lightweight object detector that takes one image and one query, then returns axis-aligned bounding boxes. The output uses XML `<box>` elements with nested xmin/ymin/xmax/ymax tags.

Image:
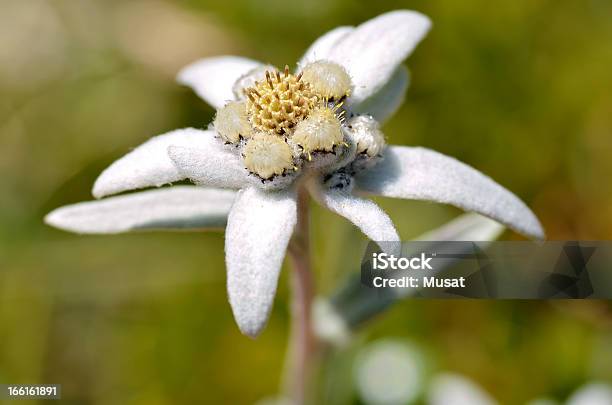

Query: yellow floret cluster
<box><xmin>245</xmin><ymin>68</ymin><xmax>318</xmax><ymax>135</ymax></box>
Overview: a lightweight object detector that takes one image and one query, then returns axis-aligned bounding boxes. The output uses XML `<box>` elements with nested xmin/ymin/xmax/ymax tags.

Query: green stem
<box><xmin>285</xmin><ymin>187</ymin><xmax>316</xmax><ymax>405</ymax></box>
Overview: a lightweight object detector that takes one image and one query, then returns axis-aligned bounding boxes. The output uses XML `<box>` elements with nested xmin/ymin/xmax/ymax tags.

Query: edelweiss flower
<box><xmin>46</xmin><ymin>10</ymin><xmax>544</xmax><ymax>338</ymax></box>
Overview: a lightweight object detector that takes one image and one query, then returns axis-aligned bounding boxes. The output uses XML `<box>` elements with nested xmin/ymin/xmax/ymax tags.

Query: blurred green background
<box><xmin>1</xmin><ymin>0</ymin><xmax>612</xmax><ymax>403</ymax></box>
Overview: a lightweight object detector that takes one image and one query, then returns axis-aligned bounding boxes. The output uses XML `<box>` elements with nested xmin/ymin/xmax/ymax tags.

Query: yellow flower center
<box><xmin>244</xmin><ymin>66</ymin><xmax>318</xmax><ymax>135</ymax></box>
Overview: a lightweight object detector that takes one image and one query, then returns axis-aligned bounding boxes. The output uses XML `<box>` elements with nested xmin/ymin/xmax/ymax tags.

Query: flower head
<box><xmin>45</xmin><ymin>10</ymin><xmax>544</xmax><ymax>338</ymax></box>
<box><xmin>210</xmin><ymin>60</ymin><xmax>354</xmax><ymax>185</ymax></box>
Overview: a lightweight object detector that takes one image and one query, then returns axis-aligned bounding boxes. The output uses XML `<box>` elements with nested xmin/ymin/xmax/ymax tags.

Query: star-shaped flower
<box><xmin>46</xmin><ymin>10</ymin><xmax>544</xmax><ymax>338</ymax></box>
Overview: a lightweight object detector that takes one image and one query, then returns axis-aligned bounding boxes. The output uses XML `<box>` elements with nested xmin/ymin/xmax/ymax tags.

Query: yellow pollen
<box><xmin>244</xmin><ymin>68</ymin><xmax>318</xmax><ymax>135</ymax></box>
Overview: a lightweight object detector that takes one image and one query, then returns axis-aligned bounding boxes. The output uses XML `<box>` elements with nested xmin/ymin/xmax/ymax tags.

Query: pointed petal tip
<box><xmin>91</xmin><ymin>169</ymin><xmax>167</xmax><ymax>200</ymax></box>
<box><xmin>399</xmin><ymin>9</ymin><xmax>432</xmax><ymax>30</ymax></box>
<box><xmin>43</xmin><ymin>208</ymin><xmax>64</xmax><ymax>231</ymax></box>
<box><xmin>228</xmin><ymin>277</ymin><xmax>275</xmax><ymax>339</ymax></box>
<box><xmin>381</xmin><ymin>10</ymin><xmax>432</xmax><ymax>35</ymax></box>
<box><xmin>89</xmin><ymin>128</ymin><xmax>217</xmax><ymax>199</ymax></box>
<box><xmin>43</xmin><ymin>206</ymin><xmax>89</xmax><ymax>234</ymax></box>
<box><xmin>175</xmin><ymin>65</ymin><xmax>192</xmax><ymax>85</ymax></box>
<box><xmin>524</xmin><ymin>215</ymin><xmax>546</xmax><ymax>241</ymax></box>
<box><xmin>310</xmin><ymin>181</ymin><xmax>400</xmax><ymax>251</ymax></box>
<box><xmin>234</xmin><ymin>312</ymin><xmax>266</xmax><ymax>339</ymax></box>
<box><xmin>91</xmin><ymin>176</ymin><xmax>111</xmax><ymax>199</ymax></box>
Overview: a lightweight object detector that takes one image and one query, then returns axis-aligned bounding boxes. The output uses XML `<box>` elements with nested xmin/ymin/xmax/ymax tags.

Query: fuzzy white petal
<box><xmin>177</xmin><ymin>56</ymin><xmax>262</xmax><ymax>109</ymax></box>
<box><xmin>310</xmin><ymin>181</ymin><xmax>400</xmax><ymax>245</ymax></box>
<box><xmin>327</xmin><ymin>10</ymin><xmax>431</xmax><ymax>105</ymax></box>
<box><xmin>416</xmin><ymin>213</ymin><xmax>505</xmax><ymax>242</ymax></box>
<box><xmin>225</xmin><ymin>187</ymin><xmax>297</xmax><ymax>338</ymax></box>
<box><xmin>45</xmin><ymin>186</ymin><xmax>235</xmax><ymax>234</ymax></box>
<box><xmin>93</xmin><ymin>129</ymin><xmax>225</xmax><ymax>198</ymax></box>
<box><xmin>298</xmin><ymin>26</ymin><xmax>354</xmax><ymax>68</ymax></box>
<box><xmin>351</xmin><ymin>66</ymin><xmax>409</xmax><ymax>123</ymax></box>
<box><xmin>355</xmin><ymin>146</ymin><xmax>544</xmax><ymax>240</ymax></box>
<box><xmin>167</xmin><ymin>145</ymin><xmax>249</xmax><ymax>190</ymax></box>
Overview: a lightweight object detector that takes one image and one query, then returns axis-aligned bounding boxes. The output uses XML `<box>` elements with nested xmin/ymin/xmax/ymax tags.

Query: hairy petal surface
<box><xmin>327</xmin><ymin>10</ymin><xmax>431</xmax><ymax>105</ymax></box>
<box><xmin>225</xmin><ymin>187</ymin><xmax>297</xmax><ymax>338</ymax></box>
<box><xmin>45</xmin><ymin>186</ymin><xmax>235</xmax><ymax>234</ymax></box>
<box><xmin>93</xmin><ymin>129</ymin><xmax>236</xmax><ymax>198</ymax></box>
<box><xmin>177</xmin><ymin>56</ymin><xmax>262</xmax><ymax>109</ymax></box>
<box><xmin>310</xmin><ymin>181</ymin><xmax>400</xmax><ymax>246</ymax></box>
<box><xmin>298</xmin><ymin>26</ymin><xmax>354</xmax><ymax>68</ymax></box>
<box><xmin>168</xmin><ymin>145</ymin><xmax>249</xmax><ymax>190</ymax></box>
<box><xmin>355</xmin><ymin>146</ymin><xmax>544</xmax><ymax>239</ymax></box>
<box><xmin>351</xmin><ymin>66</ymin><xmax>409</xmax><ymax>124</ymax></box>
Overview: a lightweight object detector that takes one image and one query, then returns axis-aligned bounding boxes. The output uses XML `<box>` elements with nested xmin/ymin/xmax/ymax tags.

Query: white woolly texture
<box><xmin>45</xmin><ymin>186</ymin><xmax>235</xmax><ymax>234</ymax></box>
<box><xmin>351</xmin><ymin>66</ymin><xmax>409</xmax><ymax>124</ymax></box>
<box><xmin>355</xmin><ymin>146</ymin><xmax>545</xmax><ymax>240</ymax></box>
<box><xmin>298</xmin><ymin>26</ymin><xmax>354</xmax><ymax>68</ymax></box>
<box><xmin>225</xmin><ymin>187</ymin><xmax>297</xmax><ymax>338</ymax></box>
<box><xmin>327</xmin><ymin>10</ymin><xmax>431</xmax><ymax>104</ymax></box>
<box><xmin>309</xmin><ymin>178</ymin><xmax>400</xmax><ymax>254</ymax></box>
<box><xmin>168</xmin><ymin>144</ymin><xmax>296</xmax><ymax>191</ymax></box>
<box><xmin>344</xmin><ymin>115</ymin><xmax>386</xmax><ymax>157</ymax></box>
<box><xmin>177</xmin><ymin>56</ymin><xmax>261</xmax><ymax>109</ymax></box>
<box><xmin>93</xmin><ymin>128</ymin><xmax>224</xmax><ymax>199</ymax></box>
<box><xmin>428</xmin><ymin>373</ymin><xmax>498</xmax><ymax>405</ymax></box>
<box><xmin>415</xmin><ymin>213</ymin><xmax>505</xmax><ymax>242</ymax></box>
<box><xmin>166</xmin><ymin>144</ymin><xmax>249</xmax><ymax>190</ymax></box>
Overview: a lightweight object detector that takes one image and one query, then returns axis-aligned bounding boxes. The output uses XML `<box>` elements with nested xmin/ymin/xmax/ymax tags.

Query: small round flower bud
<box><xmin>213</xmin><ymin>101</ymin><xmax>254</xmax><ymax>144</ymax></box>
<box><xmin>345</xmin><ymin>115</ymin><xmax>385</xmax><ymax>157</ymax></box>
<box><xmin>291</xmin><ymin>106</ymin><xmax>344</xmax><ymax>154</ymax></box>
<box><xmin>300</xmin><ymin>61</ymin><xmax>352</xmax><ymax>100</ymax></box>
<box><xmin>243</xmin><ymin>133</ymin><xmax>295</xmax><ymax>179</ymax></box>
